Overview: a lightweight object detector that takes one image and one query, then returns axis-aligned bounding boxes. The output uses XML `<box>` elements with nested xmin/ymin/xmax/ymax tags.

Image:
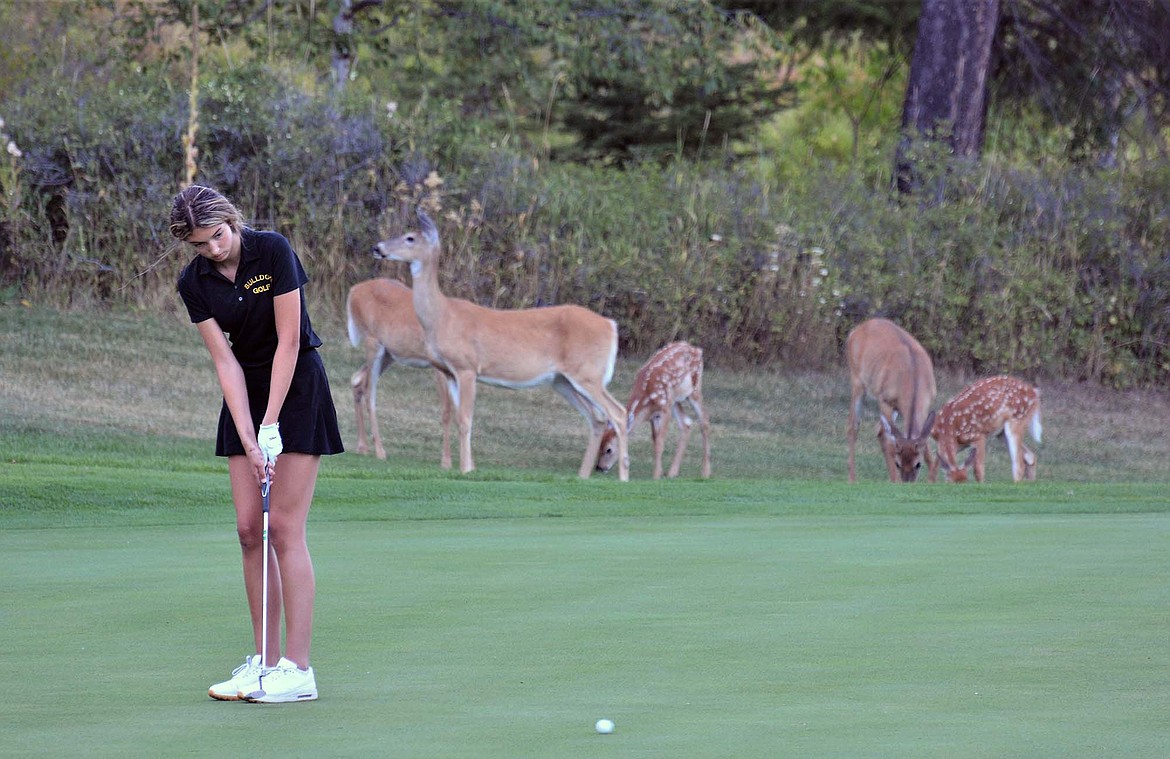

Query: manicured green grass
<box><xmin>2</xmin><ymin>305</ymin><xmax>1169</xmax><ymax>757</ymax></box>
<box><xmin>3</xmin><ymin>508</ymin><xmax>1168</xmax><ymax>758</ymax></box>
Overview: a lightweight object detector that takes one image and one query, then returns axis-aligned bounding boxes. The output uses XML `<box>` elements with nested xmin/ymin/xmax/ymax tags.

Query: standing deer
<box><xmin>595</xmin><ymin>341</ymin><xmax>711</xmax><ymax>479</ymax></box>
<box><xmin>846</xmin><ymin>318</ymin><xmax>937</xmax><ymax>482</ymax></box>
<box><xmin>932</xmin><ymin>375</ymin><xmax>1041</xmax><ymax>483</ymax></box>
<box><xmin>347</xmin><ymin>277</ymin><xmax>453</xmax><ymax>466</ymax></box>
<box><xmin>371</xmin><ymin>209</ymin><xmax>629</xmax><ymax>481</ymax></box>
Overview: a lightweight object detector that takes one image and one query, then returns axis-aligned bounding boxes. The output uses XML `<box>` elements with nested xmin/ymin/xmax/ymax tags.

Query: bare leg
<box><xmin>267</xmin><ymin>453</ymin><xmax>319</xmax><ymax>669</ymax></box>
<box><xmin>229</xmin><ymin>456</ymin><xmax>283</xmax><ymax>666</ymax></box>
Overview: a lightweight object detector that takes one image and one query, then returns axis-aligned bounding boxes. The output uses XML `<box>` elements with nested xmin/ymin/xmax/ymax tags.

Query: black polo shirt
<box><xmin>177</xmin><ymin>228</ymin><xmax>323</xmax><ymax>370</ymax></box>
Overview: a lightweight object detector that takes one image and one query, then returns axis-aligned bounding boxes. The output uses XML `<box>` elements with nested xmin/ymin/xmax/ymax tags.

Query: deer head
<box><xmin>595</xmin><ymin>420</ymin><xmax>620</xmax><ymax>472</ymax></box>
<box><xmin>878</xmin><ymin>410</ymin><xmax>935</xmax><ymax>482</ymax></box>
<box><xmin>371</xmin><ymin>208</ymin><xmax>440</xmax><ymax>268</ymax></box>
<box><xmin>936</xmin><ymin>446</ymin><xmax>978</xmax><ymax>482</ymax></box>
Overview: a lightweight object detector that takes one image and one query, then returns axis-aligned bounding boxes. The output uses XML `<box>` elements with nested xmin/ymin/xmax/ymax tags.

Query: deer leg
<box><xmin>351</xmin><ymin>365</ymin><xmax>369</xmax><ymax>455</ymax></box>
<box><xmin>580</xmin><ymin>412</ymin><xmax>610</xmax><ymax>479</ymax></box>
<box><xmin>453</xmin><ymin>370</ymin><xmax>477</xmax><ymax>473</ymax></box>
<box><xmin>877</xmin><ymin>407</ymin><xmax>900</xmax><ymax>483</ymax></box>
<box><xmin>649</xmin><ymin>413</ymin><xmax>668</xmax><ymax>480</ymax></box>
<box><xmin>666</xmin><ymin>404</ymin><xmax>694</xmax><ymax>478</ymax></box>
<box><xmin>551</xmin><ymin>378</ymin><xmax>604</xmax><ymax>480</ymax></box>
<box><xmin>847</xmin><ymin>386</ymin><xmax>863</xmax><ymax>483</ymax></box>
<box><xmin>973</xmin><ymin>437</ymin><xmax>988</xmax><ymax>482</ymax></box>
<box><xmin>688</xmin><ymin>389</ymin><xmax>711</xmax><ymax>479</ymax></box>
<box><xmin>432</xmin><ymin>369</ymin><xmax>453</xmax><ymax>470</ymax></box>
<box><xmin>1003</xmin><ymin>420</ymin><xmax>1025</xmax><ymax>482</ymax></box>
<box><xmin>1021</xmin><ymin>444</ymin><xmax>1037</xmax><ymax>481</ymax></box>
<box><xmin>367</xmin><ymin>347</ymin><xmax>389</xmax><ymax>460</ymax></box>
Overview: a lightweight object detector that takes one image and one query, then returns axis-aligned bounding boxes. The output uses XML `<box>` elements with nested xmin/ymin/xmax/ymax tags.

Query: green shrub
<box><xmin>1</xmin><ymin>49</ymin><xmax>1167</xmax><ymax>386</ymax></box>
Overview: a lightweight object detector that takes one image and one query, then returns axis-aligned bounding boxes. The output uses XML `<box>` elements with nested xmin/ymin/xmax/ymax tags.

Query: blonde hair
<box><xmin>168</xmin><ymin>185</ymin><xmax>245</xmax><ymax>240</ymax></box>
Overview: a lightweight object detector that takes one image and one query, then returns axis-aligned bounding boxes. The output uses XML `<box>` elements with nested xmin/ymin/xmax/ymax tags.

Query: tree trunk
<box><xmin>895</xmin><ymin>0</ymin><xmax>1001</xmax><ymax>195</ymax></box>
<box><xmin>331</xmin><ymin>0</ymin><xmax>354</xmax><ymax>91</ymax></box>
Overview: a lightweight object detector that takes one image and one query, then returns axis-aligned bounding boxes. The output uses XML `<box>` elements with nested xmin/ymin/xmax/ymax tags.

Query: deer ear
<box><xmin>919</xmin><ymin>410</ymin><xmax>935</xmax><ymax>438</ymax></box>
<box><xmin>879</xmin><ymin>414</ymin><xmax>898</xmax><ymax>442</ymax></box>
<box><xmin>416</xmin><ymin>208</ymin><xmax>440</xmax><ymax>246</ymax></box>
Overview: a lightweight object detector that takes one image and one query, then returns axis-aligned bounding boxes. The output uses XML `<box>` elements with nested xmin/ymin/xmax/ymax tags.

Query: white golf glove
<box><xmin>257</xmin><ymin>422</ymin><xmax>283</xmax><ymax>465</ymax></box>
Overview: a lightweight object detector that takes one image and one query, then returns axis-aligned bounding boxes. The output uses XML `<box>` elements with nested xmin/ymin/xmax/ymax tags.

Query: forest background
<box><xmin>1</xmin><ymin>0</ymin><xmax>1168</xmax><ymax>389</ymax></box>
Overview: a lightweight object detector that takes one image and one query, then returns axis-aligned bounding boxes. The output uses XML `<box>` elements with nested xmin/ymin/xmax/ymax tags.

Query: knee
<box><xmin>236</xmin><ymin>523</ymin><xmax>264</xmax><ymax>551</ymax></box>
<box><xmin>267</xmin><ymin>519</ymin><xmax>305</xmax><ymax>554</ymax></box>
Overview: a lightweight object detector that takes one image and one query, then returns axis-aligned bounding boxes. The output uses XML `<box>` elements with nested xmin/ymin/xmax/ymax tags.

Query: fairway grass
<box><xmin>3</xmin><ymin>512</ymin><xmax>1168</xmax><ymax>758</ymax></box>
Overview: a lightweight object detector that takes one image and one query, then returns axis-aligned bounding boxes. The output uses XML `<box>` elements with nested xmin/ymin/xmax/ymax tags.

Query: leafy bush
<box><xmin>1</xmin><ymin>25</ymin><xmax>1167</xmax><ymax>387</ymax></box>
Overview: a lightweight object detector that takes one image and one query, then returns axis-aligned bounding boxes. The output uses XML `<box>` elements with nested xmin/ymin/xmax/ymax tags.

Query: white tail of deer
<box><xmin>347</xmin><ymin>278</ymin><xmax>453</xmax><ymax>466</ymax></box>
<box><xmin>846</xmin><ymin>318</ymin><xmax>937</xmax><ymax>482</ymax></box>
<box><xmin>595</xmin><ymin>341</ymin><xmax>711</xmax><ymax>479</ymax></box>
<box><xmin>371</xmin><ymin>209</ymin><xmax>629</xmax><ymax>481</ymax></box>
<box><xmin>932</xmin><ymin>375</ymin><xmax>1041</xmax><ymax>483</ymax></box>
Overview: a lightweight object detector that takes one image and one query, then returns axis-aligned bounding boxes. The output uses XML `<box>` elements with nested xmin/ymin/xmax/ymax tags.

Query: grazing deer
<box><xmin>595</xmin><ymin>341</ymin><xmax>711</xmax><ymax>479</ymax></box>
<box><xmin>347</xmin><ymin>277</ymin><xmax>453</xmax><ymax>466</ymax></box>
<box><xmin>932</xmin><ymin>375</ymin><xmax>1042</xmax><ymax>483</ymax></box>
<box><xmin>371</xmin><ymin>210</ymin><xmax>629</xmax><ymax>481</ymax></box>
<box><xmin>846</xmin><ymin>318</ymin><xmax>937</xmax><ymax>483</ymax></box>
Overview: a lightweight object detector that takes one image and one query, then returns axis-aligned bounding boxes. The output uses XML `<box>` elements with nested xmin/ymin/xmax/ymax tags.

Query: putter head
<box><xmin>240</xmin><ymin>668</ymin><xmax>269</xmax><ymax>702</ymax></box>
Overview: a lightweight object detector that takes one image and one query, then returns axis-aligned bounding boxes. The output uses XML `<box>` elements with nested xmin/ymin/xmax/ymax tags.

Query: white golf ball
<box><xmin>595</xmin><ymin>718</ymin><xmax>615</xmax><ymax>734</ymax></box>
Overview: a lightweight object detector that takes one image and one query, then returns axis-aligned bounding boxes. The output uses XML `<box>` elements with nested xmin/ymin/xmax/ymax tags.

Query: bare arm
<box><xmin>263</xmin><ymin>289</ymin><xmax>301</xmax><ymax>427</ymax></box>
<box><xmin>195</xmin><ymin>318</ymin><xmax>266</xmax><ymax>482</ymax></box>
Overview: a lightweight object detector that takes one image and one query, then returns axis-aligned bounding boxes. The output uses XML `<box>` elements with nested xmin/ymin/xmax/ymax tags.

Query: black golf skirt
<box><xmin>216</xmin><ymin>348</ymin><xmax>345</xmax><ymax>457</ymax></box>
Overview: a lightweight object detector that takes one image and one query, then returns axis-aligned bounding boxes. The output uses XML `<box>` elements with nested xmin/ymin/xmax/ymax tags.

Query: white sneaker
<box><xmin>240</xmin><ymin>657</ymin><xmax>318</xmax><ymax>703</ymax></box>
<box><xmin>208</xmin><ymin>654</ymin><xmax>262</xmax><ymax>701</ymax></box>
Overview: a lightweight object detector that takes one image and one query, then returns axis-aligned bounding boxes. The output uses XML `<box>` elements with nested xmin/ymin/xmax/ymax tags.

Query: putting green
<box><xmin>3</xmin><ymin>513</ymin><xmax>1167</xmax><ymax>757</ymax></box>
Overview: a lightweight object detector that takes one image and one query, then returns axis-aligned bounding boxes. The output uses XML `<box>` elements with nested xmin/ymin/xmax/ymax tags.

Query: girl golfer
<box><xmin>170</xmin><ymin>185</ymin><xmax>343</xmax><ymax>702</ymax></box>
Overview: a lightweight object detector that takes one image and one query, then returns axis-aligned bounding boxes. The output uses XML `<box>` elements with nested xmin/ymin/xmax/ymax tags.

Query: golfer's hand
<box><xmin>257</xmin><ymin>422</ymin><xmax>283</xmax><ymax>466</ymax></box>
<box><xmin>247</xmin><ymin>446</ymin><xmax>271</xmax><ymax>487</ymax></box>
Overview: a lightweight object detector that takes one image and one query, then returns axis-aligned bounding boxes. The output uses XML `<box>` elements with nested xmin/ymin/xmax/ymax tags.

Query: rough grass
<box><xmin>3</xmin><ymin>302</ymin><xmax>1168</xmax><ymax>483</ymax></box>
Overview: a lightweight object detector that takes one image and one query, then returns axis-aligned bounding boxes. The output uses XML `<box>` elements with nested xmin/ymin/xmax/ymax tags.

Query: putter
<box><xmin>244</xmin><ymin>469</ymin><xmax>272</xmax><ymax>700</ymax></box>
